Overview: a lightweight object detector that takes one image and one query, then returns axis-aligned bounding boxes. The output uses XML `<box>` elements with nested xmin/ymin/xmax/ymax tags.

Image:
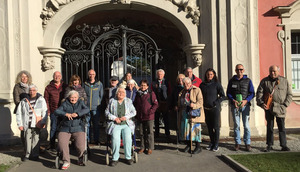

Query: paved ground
<box><xmin>2</xmin><ymin>131</ymin><xmax>300</xmax><ymax>172</ymax></box>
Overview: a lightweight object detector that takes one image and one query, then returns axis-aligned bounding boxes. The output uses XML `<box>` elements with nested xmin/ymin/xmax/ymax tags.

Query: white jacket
<box><xmin>16</xmin><ymin>95</ymin><xmax>48</xmax><ymax>130</ymax></box>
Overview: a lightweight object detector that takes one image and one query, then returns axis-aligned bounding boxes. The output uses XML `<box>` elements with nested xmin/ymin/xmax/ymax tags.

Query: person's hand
<box><xmin>66</xmin><ymin>113</ymin><xmax>73</xmax><ymax>120</ymax></box>
<box><xmin>120</xmin><ymin>116</ymin><xmax>126</xmax><ymax>121</ymax></box>
<box><xmin>240</xmin><ymin>100</ymin><xmax>248</xmax><ymax>108</ymax></box>
<box><xmin>36</xmin><ymin>123</ymin><xmax>45</xmax><ymax>129</ymax></box>
<box><xmin>263</xmin><ymin>103</ymin><xmax>269</xmax><ymax>110</ymax></box>
<box><xmin>233</xmin><ymin>100</ymin><xmax>239</xmax><ymax>108</ymax></box>
<box><xmin>190</xmin><ymin>103</ymin><xmax>195</xmax><ymax>108</ymax></box>
<box><xmin>19</xmin><ymin>126</ymin><xmax>24</xmax><ymax>131</ymax></box>
<box><xmin>115</xmin><ymin>118</ymin><xmax>121</xmax><ymax>124</ymax></box>
<box><xmin>71</xmin><ymin>113</ymin><xmax>78</xmax><ymax>118</ymax></box>
<box><xmin>48</xmin><ymin>112</ymin><xmax>50</xmax><ymax>116</ymax></box>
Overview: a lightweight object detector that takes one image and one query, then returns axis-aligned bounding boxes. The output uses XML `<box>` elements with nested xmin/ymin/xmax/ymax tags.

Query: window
<box><xmin>291</xmin><ymin>32</ymin><xmax>300</xmax><ymax>91</ymax></box>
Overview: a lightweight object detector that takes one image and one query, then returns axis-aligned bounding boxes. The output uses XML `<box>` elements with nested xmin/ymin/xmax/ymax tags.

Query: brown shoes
<box><xmin>245</xmin><ymin>145</ymin><xmax>252</xmax><ymax>152</ymax></box>
<box><xmin>138</xmin><ymin>149</ymin><xmax>144</xmax><ymax>154</ymax></box>
<box><xmin>234</xmin><ymin>144</ymin><xmax>240</xmax><ymax>151</ymax></box>
<box><xmin>148</xmin><ymin>149</ymin><xmax>152</xmax><ymax>155</ymax></box>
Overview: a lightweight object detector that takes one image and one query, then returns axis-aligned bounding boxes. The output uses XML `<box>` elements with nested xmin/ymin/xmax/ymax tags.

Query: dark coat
<box><xmin>63</xmin><ymin>85</ymin><xmax>87</xmax><ymax>105</ymax></box>
<box><xmin>200</xmin><ymin>80</ymin><xmax>225</xmax><ymax>110</ymax></box>
<box><xmin>126</xmin><ymin>87</ymin><xmax>137</xmax><ymax>101</ymax></box>
<box><xmin>44</xmin><ymin>80</ymin><xmax>67</xmax><ymax>114</ymax></box>
<box><xmin>54</xmin><ymin>99</ymin><xmax>89</xmax><ymax>133</ymax></box>
<box><xmin>134</xmin><ymin>90</ymin><xmax>159</xmax><ymax>121</ymax></box>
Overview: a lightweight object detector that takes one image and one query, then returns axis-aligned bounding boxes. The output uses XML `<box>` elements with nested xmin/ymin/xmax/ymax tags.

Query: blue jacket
<box><xmin>55</xmin><ymin>99</ymin><xmax>89</xmax><ymax>133</ymax></box>
<box><xmin>83</xmin><ymin>80</ymin><xmax>104</xmax><ymax>110</ymax></box>
<box><xmin>126</xmin><ymin>87</ymin><xmax>137</xmax><ymax>101</ymax></box>
<box><xmin>227</xmin><ymin>75</ymin><xmax>255</xmax><ymax>105</ymax></box>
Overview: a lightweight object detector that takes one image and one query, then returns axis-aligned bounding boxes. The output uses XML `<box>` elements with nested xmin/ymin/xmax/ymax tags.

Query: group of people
<box><xmin>13</xmin><ymin>64</ymin><xmax>292</xmax><ymax>169</ymax></box>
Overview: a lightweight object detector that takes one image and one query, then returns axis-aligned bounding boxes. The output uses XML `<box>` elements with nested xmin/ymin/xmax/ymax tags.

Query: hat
<box><xmin>110</xmin><ymin>76</ymin><xmax>119</xmax><ymax>81</ymax></box>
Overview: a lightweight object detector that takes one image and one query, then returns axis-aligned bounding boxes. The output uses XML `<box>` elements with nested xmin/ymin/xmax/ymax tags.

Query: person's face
<box><xmin>186</xmin><ymin>69</ymin><xmax>193</xmax><ymax>78</ymax></box>
<box><xmin>184</xmin><ymin>81</ymin><xmax>192</xmax><ymax>90</ymax></box>
<box><xmin>125</xmin><ymin>73</ymin><xmax>132</xmax><ymax>81</ymax></box>
<box><xmin>110</xmin><ymin>80</ymin><xmax>118</xmax><ymax>87</ymax></box>
<box><xmin>269</xmin><ymin>66</ymin><xmax>279</xmax><ymax>79</ymax></box>
<box><xmin>235</xmin><ymin>65</ymin><xmax>244</xmax><ymax>78</ymax></box>
<box><xmin>88</xmin><ymin>70</ymin><xmax>96</xmax><ymax>81</ymax></box>
<box><xmin>117</xmin><ymin>88</ymin><xmax>126</xmax><ymax>100</ymax></box>
<box><xmin>157</xmin><ymin>71</ymin><xmax>164</xmax><ymax>80</ymax></box>
<box><xmin>140</xmin><ymin>82</ymin><xmax>148</xmax><ymax>91</ymax></box>
<box><xmin>53</xmin><ymin>72</ymin><xmax>62</xmax><ymax>83</ymax></box>
<box><xmin>206</xmin><ymin>71</ymin><xmax>214</xmax><ymax>81</ymax></box>
<box><xmin>69</xmin><ymin>94</ymin><xmax>79</xmax><ymax>104</ymax></box>
<box><xmin>73</xmin><ymin>79</ymin><xmax>80</xmax><ymax>86</ymax></box>
<box><xmin>29</xmin><ymin>87</ymin><xmax>37</xmax><ymax>98</ymax></box>
<box><xmin>178</xmin><ymin>76</ymin><xmax>185</xmax><ymax>85</ymax></box>
<box><xmin>21</xmin><ymin>73</ymin><xmax>28</xmax><ymax>84</ymax></box>
<box><xmin>127</xmin><ymin>83</ymin><xmax>135</xmax><ymax>90</ymax></box>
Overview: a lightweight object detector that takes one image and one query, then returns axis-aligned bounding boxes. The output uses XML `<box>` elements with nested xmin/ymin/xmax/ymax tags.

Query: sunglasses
<box><xmin>236</xmin><ymin>69</ymin><xmax>244</xmax><ymax>71</ymax></box>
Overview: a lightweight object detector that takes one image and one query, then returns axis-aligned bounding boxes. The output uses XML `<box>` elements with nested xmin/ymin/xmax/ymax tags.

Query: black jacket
<box><xmin>200</xmin><ymin>80</ymin><xmax>225</xmax><ymax>110</ymax></box>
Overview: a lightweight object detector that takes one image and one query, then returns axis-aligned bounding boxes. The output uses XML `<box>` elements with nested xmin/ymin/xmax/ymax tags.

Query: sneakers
<box><xmin>212</xmin><ymin>146</ymin><xmax>219</xmax><ymax>152</ymax></box>
<box><xmin>22</xmin><ymin>157</ymin><xmax>29</xmax><ymax>162</ymax></box>
<box><xmin>193</xmin><ymin>147</ymin><xmax>202</xmax><ymax>154</ymax></box>
<box><xmin>206</xmin><ymin>144</ymin><xmax>213</xmax><ymax>151</ymax></box>
<box><xmin>110</xmin><ymin>160</ymin><xmax>118</xmax><ymax>167</ymax></box>
<box><xmin>264</xmin><ymin>145</ymin><xmax>273</xmax><ymax>152</ymax></box>
<box><xmin>61</xmin><ymin>162</ymin><xmax>70</xmax><ymax>170</ymax></box>
<box><xmin>183</xmin><ymin>145</ymin><xmax>191</xmax><ymax>153</ymax></box>
<box><xmin>245</xmin><ymin>145</ymin><xmax>252</xmax><ymax>152</ymax></box>
<box><xmin>281</xmin><ymin>146</ymin><xmax>290</xmax><ymax>151</ymax></box>
<box><xmin>234</xmin><ymin>144</ymin><xmax>240</xmax><ymax>151</ymax></box>
<box><xmin>78</xmin><ymin>156</ymin><xmax>84</xmax><ymax>166</ymax></box>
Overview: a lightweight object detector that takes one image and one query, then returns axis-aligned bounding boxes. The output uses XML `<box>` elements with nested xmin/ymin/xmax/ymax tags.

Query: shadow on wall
<box><xmin>0</xmin><ymin>99</ymin><xmax>20</xmax><ymax>146</ymax></box>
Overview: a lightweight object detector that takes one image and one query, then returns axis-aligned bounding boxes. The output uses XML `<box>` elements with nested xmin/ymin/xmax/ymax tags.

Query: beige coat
<box><xmin>178</xmin><ymin>85</ymin><xmax>205</xmax><ymax>123</ymax></box>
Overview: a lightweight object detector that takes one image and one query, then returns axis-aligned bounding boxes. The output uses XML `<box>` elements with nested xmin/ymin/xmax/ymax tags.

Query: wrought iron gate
<box><xmin>61</xmin><ymin>24</ymin><xmax>160</xmax><ymax>87</ymax></box>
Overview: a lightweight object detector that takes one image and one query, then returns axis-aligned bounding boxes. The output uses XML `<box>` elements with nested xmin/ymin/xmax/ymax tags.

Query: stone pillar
<box><xmin>38</xmin><ymin>46</ymin><xmax>66</xmax><ymax>72</ymax></box>
<box><xmin>183</xmin><ymin>44</ymin><xmax>205</xmax><ymax>77</ymax></box>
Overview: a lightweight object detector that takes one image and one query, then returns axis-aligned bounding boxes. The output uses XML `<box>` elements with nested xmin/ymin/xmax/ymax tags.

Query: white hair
<box><xmin>29</xmin><ymin>84</ymin><xmax>38</xmax><ymax>91</ymax></box>
<box><xmin>127</xmin><ymin>79</ymin><xmax>135</xmax><ymax>84</ymax></box>
<box><xmin>67</xmin><ymin>90</ymin><xmax>79</xmax><ymax>98</ymax></box>
<box><xmin>156</xmin><ymin>69</ymin><xmax>165</xmax><ymax>75</ymax></box>
<box><xmin>182</xmin><ymin>77</ymin><xmax>191</xmax><ymax>84</ymax></box>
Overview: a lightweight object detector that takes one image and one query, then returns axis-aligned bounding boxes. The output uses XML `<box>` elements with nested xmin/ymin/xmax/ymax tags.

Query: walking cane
<box><xmin>190</xmin><ymin>119</ymin><xmax>193</xmax><ymax>157</ymax></box>
<box><xmin>176</xmin><ymin>109</ymin><xmax>179</xmax><ymax>154</ymax></box>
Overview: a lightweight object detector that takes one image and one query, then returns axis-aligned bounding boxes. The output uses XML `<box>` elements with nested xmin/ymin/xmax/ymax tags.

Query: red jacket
<box><xmin>134</xmin><ymin>91</ymin><xmax>159</xmax><ymax>121</ymax></box>
<box><xmin>192</xmin><ymin>74</ymin><xmax>202</xmax><ymax>87</ymax></box>
<box><xmin>44</xmin><ymin>80</ymin><xmax>67</xmax><ymax>114</ymax></box>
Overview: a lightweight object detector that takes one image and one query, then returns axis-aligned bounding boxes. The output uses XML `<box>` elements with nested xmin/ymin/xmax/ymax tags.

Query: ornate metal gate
<box><xmin>61</xmin><ymin>24</ymin><xmax>160</xmax><ymax>87</ymax></box>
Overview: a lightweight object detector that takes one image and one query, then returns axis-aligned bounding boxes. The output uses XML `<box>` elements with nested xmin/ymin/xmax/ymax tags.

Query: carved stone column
<box><xmin>183</xmin><ymin>44</ymin><xmax>205</xmax><ymax>77</ymax></box>
<box><xmin>38</xmin><ymin>46</ymin><xmax>65</xmax><ymax>71</ymax></box>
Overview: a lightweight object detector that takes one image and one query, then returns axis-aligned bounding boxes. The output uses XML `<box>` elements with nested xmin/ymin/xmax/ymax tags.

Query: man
<box><xmin>151</xmin><ymin>69</ymin><xmax>171</xmax><ymax>139</ymax></box>
<box><xmin>227</xmin><ymin>64</ymin><xmax>255</xmax><ymax>151</ymax></box>
<box><xmin>83</xmin><ymin>69</ymin><xmax>104</xmax><ymax>145</ymax></box>
<box><xmin>185</xmin><ymin>67</ymin><xmax>202</xmax><ymax>87</ymax></box>
<box><xmin>44</xmin><ymin>71</ymin><xmax>67</xmax><ymax>150</ymax></box>
<box><xmin>256</xmin><ymin>65</ymin><xmax>292</xmax><ymax>152</ymax></box>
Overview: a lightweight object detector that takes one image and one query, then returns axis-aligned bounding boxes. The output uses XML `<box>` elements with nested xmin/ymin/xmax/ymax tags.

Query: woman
<box><xmin>126</xmin><ymin>79</ymin><xmax>137</xmax><ymax>101</ymax></box>
<box><xmin>13</xmin><ymin>70</ymin><xmax>32</xmax><ymax>113</ymax></box>
<box><xmin>105</xmin><ymin>87</ymin><xmax>136</xmax><ymax>167</ymax></box>
<box><xmin>63</xmin><ymin>75</ymin><xmax>87</xmax><ymax>104</ymax></box>
<box><xmin>178</xmin><ymin>77</ymin><xmax>204</xmax><ymax>154</ymax></box>
<box><xmin>119</xmin><ymin>72</ymin><xmax>139</xmax><ymax>89</ymax></box>
<box><xmin>134</xmin><ymin>80</ymin><xmax>158</xmax><ymax>155</ymax></box>
<box><xmin>16</xmin><ymin>85</ymin><xmax>47</xmax><ymax>161</ymax></box>
<box><xmin>55</xmin><ymin>90</ymin><xmax>89</xmax><ymax>170</ymax></box>
<box><xmin>200</xmin><ymin>68</ymin><xmax>225</xmax><ymax>152</ymax></box>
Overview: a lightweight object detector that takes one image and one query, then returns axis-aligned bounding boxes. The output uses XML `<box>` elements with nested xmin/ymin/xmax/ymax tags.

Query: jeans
<box><xmin>111</xmin><ymin>125</ymin><xmax>132</xmax><ymax>161</ymax></box>
<box><xmin>204</xmin><ymin>108</ymin><xmax>220</xmax><ymax>148</ymax></box>
<box><xmin>231</xmin><ymin>104</ymin><xmax>251</xmax><ymax>145</ymax></box>
<box><xmin>265</xmin><ymin>111</ymin><xmax>287</xmax><ymax>147</ymax></box>
<box><xmin>87</xmin><ymin>110</ymin><xmax>100</xmax><ymax>143</ymax></box>
<box><xmin>50</xmin><ymin>113</ymin><xmax>57</xmax><ymax>148</ymax></box>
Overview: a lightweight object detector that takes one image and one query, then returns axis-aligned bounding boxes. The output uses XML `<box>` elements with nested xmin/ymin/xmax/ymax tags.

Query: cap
<box><xmin>110</xmin><ymin>76</ymin><xmax>119</xmax><ymax>81</ymax></box>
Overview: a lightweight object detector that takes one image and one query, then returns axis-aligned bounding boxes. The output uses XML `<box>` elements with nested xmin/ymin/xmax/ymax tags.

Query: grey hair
<box><xmin>182</xmin><ymin>77</ymin><xmax>192</xmax><ymax>84</ymax></box>
<box><xmin>15</xmin><ymin>70</ymin><xmax>32</xmax><ymax>85</ymax></box>
<box><xmin>156</xmin><ymin>69</ymin><xmax>165</xmax><ymax>75</ymax></box>
<box><xmin>127</xmin><ymin>79</ymin><xmax>135</xmax><ymax>84</ymax></box>
<box><xmin>67</xmin><ymin>90</ymin><xmax>79</xmax><ymax>98</ymax></box>
<box><xmin>269</xmin><ymin>65</ymin><xmax>280</xmax><ymax>72</ymax></box>
<box><xmin>115</xmin><ymin>87</ymin><xmax>126</xmax><ymax>97</ymax></box>
<box><xmin>29</xmin><ymin>84</ymin><xmax>38</xmax><ymax>91</ymax></box>
<box><xmin>52</xmin><ymin>71</ymin><xmax>62</xmax><ymax>78</ymax></box>
<box><xmin>185</xmin><ymin>67</ymin><xmax>193</xmax><ymax>71</ymax></box>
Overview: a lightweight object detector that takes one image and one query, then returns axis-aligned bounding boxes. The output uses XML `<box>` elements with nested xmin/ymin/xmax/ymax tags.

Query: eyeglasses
<box><xmin>236</xmin><ymin>69</ymin><xmax>244</xmax><ymax>71</ymax></box>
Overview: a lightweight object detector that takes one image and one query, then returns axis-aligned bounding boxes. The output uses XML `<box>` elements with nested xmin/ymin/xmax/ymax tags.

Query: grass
<box><xmin>229</xmin><ymin>152</ymin><xmax>300</xmax><ymax>172</ymax></box>
<box><xmin>0</xmin><ymin>164</ymin><xmax>10</xmax><ymax>172</ymax></box>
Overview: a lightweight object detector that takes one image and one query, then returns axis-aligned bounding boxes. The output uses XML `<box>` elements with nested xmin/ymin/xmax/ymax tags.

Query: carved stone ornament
<box><xmin>38</xmin><ymin>46</ymin><xmax>66</xmax><ymax>71</ymax></box>
<box><xmin>183</xmin><ymin>44</ymin><xmax>205</xmax><ymax>67</ymax></box>
<box><xmin>41</xmin><ymin>57</ymin><xmax>55</xmax><ymax>71</ymax></box>
<box><xmin>41</xmin><ymin>0</ymin><xmax>200</xmax><ymax>28</ymax></box>
<box><xmin>192</xmin><ymin>54</ymin><xmax>202</xmax><ymax>67</ymax></box>
<box><xmin>169</xmin><ymin>0</ymin><xmax>201</xmax><ymax>25</ymax></box>
<box><xmin>40</xmin><ymin>0</ymin><xmax>75</xmax><ymax>28</ymax></box>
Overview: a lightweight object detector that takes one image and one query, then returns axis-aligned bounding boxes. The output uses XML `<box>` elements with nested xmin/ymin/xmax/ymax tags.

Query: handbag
<box><xmin>25</xmin><ymin>98</ymin><xmax>45</xmax><ymax>129</ymax></box>
<box><xmin>189</xmin><ymin>108</ymin><xmax>201</xmax><ymax>117</ymax></box>
<box><xmin>264</xmin><ymin>80</ymin><xmax>280</xmax><ymax>110</ymax></box>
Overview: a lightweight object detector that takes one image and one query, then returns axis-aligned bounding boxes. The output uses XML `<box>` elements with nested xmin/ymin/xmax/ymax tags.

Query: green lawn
<box><xmin>0</xmin><ymin>164</ymin><xmax>10</xmax><ymax>172</ymax></box>
<box><xmin>229</xmin><ymin>152</ymin><xmax>300</xmax><ymax>172</ymax></box>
